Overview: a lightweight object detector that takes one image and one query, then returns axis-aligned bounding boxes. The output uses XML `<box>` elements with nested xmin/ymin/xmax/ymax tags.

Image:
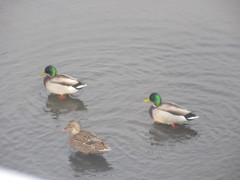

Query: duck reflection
<box><xmin>43</xmin><ymin>94</ymin><xmax>87</xmax><ymax>119</ymax></box>
<box><xmin>149</xmin><ymin>123</ymin><xmax>198</xmax><ymax>146</ymax></box>
<box><xmin>69</xmin><ymin>152</ymin><xmax>112</xmax><ymax>173</ymax></box>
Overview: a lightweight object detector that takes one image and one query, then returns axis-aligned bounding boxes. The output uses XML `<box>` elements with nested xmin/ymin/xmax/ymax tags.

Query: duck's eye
<box><xmin>45</xmin><ymin>67</ymin><xmax>50</xmax><ymax>73</ymax></box>
<box><xmin>150</xmin><ymin>94</ymin><xmax>154</xmax><ymax>101</ymax></box>
<box><xmin>150</xmin><ymin>93</ymin><xmax>158</xmax><ymax>101</ymax></box>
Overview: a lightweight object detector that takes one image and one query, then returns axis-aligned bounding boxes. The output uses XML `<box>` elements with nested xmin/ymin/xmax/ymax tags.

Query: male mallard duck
<box><xmin>63</xmin><ymin>120</ymin><xmax>111</xmax><ymax>155</ymax></box>
<box><xmin>144</xmin><ymin>93</ymin><xmax>199</xmax><ymax>127</ymax></box>
<box><xmin>40</xmin><ymin>65</ymin><xmax>87</xmax><ymax>99</ymax></box>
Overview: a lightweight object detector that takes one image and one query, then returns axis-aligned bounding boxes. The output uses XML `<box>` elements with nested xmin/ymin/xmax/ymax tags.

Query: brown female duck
<box><xmin>63</xmin><ymin>120</ymin><xmax>111</xmax><ymax>155</ymax></box>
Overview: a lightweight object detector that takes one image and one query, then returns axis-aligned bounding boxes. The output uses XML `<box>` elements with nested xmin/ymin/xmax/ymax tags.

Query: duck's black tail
<box><xmin>184</xmin><ymin>113</ymin><xmax>199</xmax><ymax>121</ymax></box>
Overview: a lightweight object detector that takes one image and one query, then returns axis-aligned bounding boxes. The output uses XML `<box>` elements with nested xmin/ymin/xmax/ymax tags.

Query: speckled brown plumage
<box><xmin>63</xmin><ymin>120</ymin><xmax>111</xmax><ymax>155</ymax></box>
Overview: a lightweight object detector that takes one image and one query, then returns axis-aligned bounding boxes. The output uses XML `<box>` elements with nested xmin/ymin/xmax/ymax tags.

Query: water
<box><xmin>0</xmin><ymin>0</ymin><xmax>240</xmax><ymax>179</ymax></box>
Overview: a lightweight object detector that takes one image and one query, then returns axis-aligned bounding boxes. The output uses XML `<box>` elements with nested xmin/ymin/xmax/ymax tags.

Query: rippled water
<box><xmin>0</xmin><ymin>0</ymin><xmax>240</xmax><ymax>179</ymax></box>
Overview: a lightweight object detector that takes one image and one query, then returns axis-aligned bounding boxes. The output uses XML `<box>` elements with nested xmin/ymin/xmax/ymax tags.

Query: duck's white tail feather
<box><xmin>184</xmin><ymin>113</ymin><xmax>199</xmax><ymax>121</ymax></box>
<box><xmin>73</xmin><ymin>83</ymin><xmax>87</xmax><ymax>89</ymax></box>
<box><xmin>187</xmin><ymin>116</ymin><xmax>199</xmax><ymax>120</ymax></box>
<box><xmin>76</xmin><ymin>84</ymin><xmax>87</xmax><ymax>89</ymax></box>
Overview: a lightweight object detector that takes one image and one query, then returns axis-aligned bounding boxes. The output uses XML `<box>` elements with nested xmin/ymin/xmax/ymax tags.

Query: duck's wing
<box><xmin>49</xmin><ymin>74</ymin><xmax>80</xmax><ymax>86</ymax></box>
<box><xmin>72</xmin><ymin>129</ymin><xmax>98</xmax><ymax>143</ymax></box>
<box><xmin>157</xmin><ymin>102</ymin><xmax>191</xmax><ymax>116</ymax></box>
<box><xmin>82</xmin><ymin>130</ymin><xmax>105</xmax><ymax>144</ymax></box>
<box><xmin>73</xmin><ymin>130</ymin><xmax>110</xmax><ymax>152</ymax></box>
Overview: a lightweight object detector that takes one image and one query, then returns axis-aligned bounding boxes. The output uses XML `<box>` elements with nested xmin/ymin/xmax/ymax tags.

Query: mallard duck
<box><xmin>40</xmin><ymin>65</ymin><xmax>87</xmax><ymax>99</ymax></box>
<box><xmin>144</xmin><ymin>93</ymin><xmax>199</xmax><ymax>127</ymax></box>
<box><xmin>63</xmin><ymin>120</ymin><xmax>111</xmax><ymax>155</ymax></box>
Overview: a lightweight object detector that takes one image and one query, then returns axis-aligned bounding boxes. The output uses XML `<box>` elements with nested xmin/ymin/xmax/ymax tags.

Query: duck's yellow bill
<box><xmin>143</xmin><ymin>98</ymin><xmax>150</xmax><ymax>102</ymax></box>
<box><xmin>40</xmin><ymin>72</ymin><xmax>46</xmax><ymax>76</ymax></box>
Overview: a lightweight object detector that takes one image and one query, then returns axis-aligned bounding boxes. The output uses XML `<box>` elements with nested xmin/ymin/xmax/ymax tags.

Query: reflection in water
<box><xmin>69</xmin><ymin>152</ymin><xmax>112</xmax><ymax>173</ymax></box>
<box><xmin>149</xmin><ymin>123</ymin><xmax>198</xmax><ymax>146</ymax></box>
<box><xmin>43</xmin><ymin>94</ymin><xmax>87</xmax><ymax>119</ymax></box>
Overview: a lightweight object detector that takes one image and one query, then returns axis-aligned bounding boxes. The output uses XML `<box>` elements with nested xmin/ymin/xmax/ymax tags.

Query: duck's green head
<box><xmin>40</xmin><ymin>65</ymin><xmax>57</xmax><ymax>77</ymax></box>
<box><xmin>143</xmin><ymin>93</ymin><xmax>162</xmax><ymax>107</ymax></box>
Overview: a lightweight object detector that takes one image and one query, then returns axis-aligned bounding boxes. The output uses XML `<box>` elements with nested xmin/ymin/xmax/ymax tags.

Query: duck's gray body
<box><xmin>44</xmin><ymin>74</ymin><xmax>86</xmax><ymax>95</ymax></box>
<box><xmin>150</xmin><ymin>103</ymin><xmax>198</xmax><ymax>125</ymax></box>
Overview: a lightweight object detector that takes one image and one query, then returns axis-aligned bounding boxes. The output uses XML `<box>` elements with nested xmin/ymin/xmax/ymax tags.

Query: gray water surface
<box><xmin>0</xmin><ymin>0</ymin><xmax>240</xmax><ymax>179</ymax></box>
